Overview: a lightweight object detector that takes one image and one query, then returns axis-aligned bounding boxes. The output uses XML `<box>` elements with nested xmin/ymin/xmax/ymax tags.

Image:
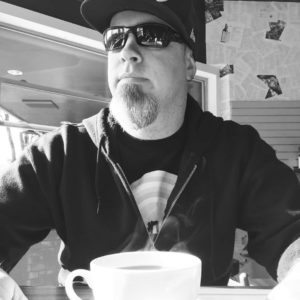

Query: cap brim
<box><xmin>80</xmin><ymin>0</ymin><xmax>193</xmax><ymax>48</ymax></box>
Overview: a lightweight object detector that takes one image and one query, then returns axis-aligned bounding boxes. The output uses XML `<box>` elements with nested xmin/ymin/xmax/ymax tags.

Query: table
<box><xmin>21</xmin><ymin>286</ymin><xmax>91</xmax><ymax>300</ymax></box>
<box><xmin>198</xmin><ymin>287</ymin><xmax>270</xmax><ymax>299</ymax></box>
<box><xmin>21</xmin><ymin>286</ymin><xmax>271</xmax><ymax>299</ymax></box>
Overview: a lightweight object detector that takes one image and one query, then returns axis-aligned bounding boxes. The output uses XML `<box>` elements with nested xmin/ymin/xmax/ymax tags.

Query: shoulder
<box><xmin>39</xmin><ymin>122</ymin><xmax>89</xmax><ymax>145</ymax></box>
<box><xmin>25</xmin><ymin>121</ymin><xmax>96</xmax><ymax>162</ymax></box>
<box><xmin>199</xmin><ymin>111</ymin><xmax>276</xmax><ymax>160</ymax></box>
<box><xmin>221</xmin><ymin>118</ymin><xmax>261</xmax><ymax>141</ymax></box>
<box><xmin>198</xmin><ymin>110</ymin><xmax>261</xmax><ymax>144</ymax></box>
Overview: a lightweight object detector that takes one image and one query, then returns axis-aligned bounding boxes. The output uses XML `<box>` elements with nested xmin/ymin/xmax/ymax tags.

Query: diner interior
<box><xmin>0</xmin><ymin>0</ymin><xmax>300</xmax><ymax>294</ymax></box>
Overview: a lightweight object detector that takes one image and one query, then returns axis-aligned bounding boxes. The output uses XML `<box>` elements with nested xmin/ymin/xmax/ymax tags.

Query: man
<box><xmin>0</xmin><ymin>0</ymin><xmax>300</xmax><ymax>299</ymax></box>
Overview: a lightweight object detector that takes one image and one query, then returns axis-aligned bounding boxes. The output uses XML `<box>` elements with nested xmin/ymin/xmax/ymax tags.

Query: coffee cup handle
<box><xmin>65</xmin><ymin>269</ymin><xmax>91</xmax><ymax>300</ymax></box>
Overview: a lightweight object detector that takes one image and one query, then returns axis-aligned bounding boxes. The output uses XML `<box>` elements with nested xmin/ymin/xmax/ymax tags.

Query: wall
<box><xmin>230</xmin><ymin>100</ymin><xmax>300</xmax><ymax>168</ymax></box>
<box><xmin>205</xmin><ymin>1</ymin><xmax>300</xmax><ymax>169</ymax></box>
<box><xmin>10</xmin><ymin>231</ymin><xmax>61</xmax><ymax>286</ymax></box>
<box><xmin>205</xmin><ymin>1</ymin><xmax>300</xmax><ymax>284</ymax></box>
<box><xmin>206</xmin><ymin>1</ymin><xmax>300</xmax><ymax>101</ymax></box>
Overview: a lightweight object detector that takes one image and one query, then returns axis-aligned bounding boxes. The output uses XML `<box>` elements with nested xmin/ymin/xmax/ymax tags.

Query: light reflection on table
<box><xmin>198</xmin><ymin>287</ymin><xmax>270</xmax><ymax>299</ymax></box>
<box><xmin>21</xmin><ymin>285</ymin><xmax>271</xmax><ymax>300</ymax></box>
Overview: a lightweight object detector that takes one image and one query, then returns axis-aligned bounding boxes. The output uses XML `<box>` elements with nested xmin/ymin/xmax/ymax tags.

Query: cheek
<box><xmin>107</xmin><ymin>57</ymin><xmax>118</xmax><ymax>94</ymax></box>
<box><xmin>152</xmin><ymin>59</ymin><xmax>186</xmax><ymax>88</ymax></box>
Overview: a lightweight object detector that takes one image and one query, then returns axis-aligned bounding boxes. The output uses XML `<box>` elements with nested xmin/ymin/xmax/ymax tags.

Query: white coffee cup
<box><xmin>65</xmin><ymin>251</ymin><xmax>201</xmax><ymax>300</ymax></box>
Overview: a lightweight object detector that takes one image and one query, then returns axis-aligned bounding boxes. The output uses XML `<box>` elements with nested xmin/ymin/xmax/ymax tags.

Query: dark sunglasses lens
<box><xmin>104</xmin><ymin>28</ymin><xmax>126</xmax><ymax>51</ymax></box>
<box><xmin>136</xmin><ymin>25</ymin><xmax>168</xmax><ymax>47</ymax></box>
<box><xmin>103</xmin><ymin>24</ymin><xmax>176</xmax><ymax>51</ymax></box>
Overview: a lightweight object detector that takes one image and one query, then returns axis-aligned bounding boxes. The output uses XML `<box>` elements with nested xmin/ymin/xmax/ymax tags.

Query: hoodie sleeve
<box><xmin>238</xmin><ymin>126</ymin><xmax>300</xmax><ymax>280</ymax></box>
<box><xmin>0</xmin><ymin>130</ymin><xmax>63</xmax><ymax>272</ymax></box>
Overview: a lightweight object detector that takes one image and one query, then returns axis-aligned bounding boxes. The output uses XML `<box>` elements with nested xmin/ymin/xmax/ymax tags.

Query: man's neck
<box><xmin>121</xmin><ymin>107</ymin><xmax>186</xmax><ymax>140</ymax></box>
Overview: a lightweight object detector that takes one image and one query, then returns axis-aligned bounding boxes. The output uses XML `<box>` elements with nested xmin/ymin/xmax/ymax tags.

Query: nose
<box><xmin>120</xmin><ymin>33</ymin><xmax>142</xmax><ymax>63</ymax></box>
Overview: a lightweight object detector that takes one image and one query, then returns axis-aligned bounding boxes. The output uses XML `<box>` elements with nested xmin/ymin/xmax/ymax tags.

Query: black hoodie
<box><xmin>1</xmin><ymin>97</ymin><xmax>300</xmax><ymax>286</ymax></box>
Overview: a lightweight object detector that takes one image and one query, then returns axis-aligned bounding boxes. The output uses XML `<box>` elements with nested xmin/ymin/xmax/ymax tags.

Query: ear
<box><xmin>184</xmin><ymin>46</ymin><xmax>196</xmax><ymax>81</ymax></box>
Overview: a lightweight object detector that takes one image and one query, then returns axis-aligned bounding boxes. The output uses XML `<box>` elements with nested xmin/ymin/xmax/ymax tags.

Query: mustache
<box><xmin>118</xmin><ymin>73</ymin><xmax>147</xmax><ymax>81</ymax></box>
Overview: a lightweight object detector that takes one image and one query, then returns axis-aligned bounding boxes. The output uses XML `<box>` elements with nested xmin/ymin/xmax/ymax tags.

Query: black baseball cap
<box><xmin>80</xmin><ymin>0</ymin><xmax>196</xmax><ymax>50</ymax></box>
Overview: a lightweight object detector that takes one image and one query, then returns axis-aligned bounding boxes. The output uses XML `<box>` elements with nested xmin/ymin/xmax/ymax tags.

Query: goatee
<box><xmin>110</xmin><ymin>83</ymin><xmax>159</xmax><ymax>129</ymax></box>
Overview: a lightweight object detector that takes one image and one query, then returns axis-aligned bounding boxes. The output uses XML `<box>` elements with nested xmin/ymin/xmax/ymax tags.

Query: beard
<box><xmin>109</xmin><ymin>83</ymin><xmax>159</xmax><ymax>130</ymax></box>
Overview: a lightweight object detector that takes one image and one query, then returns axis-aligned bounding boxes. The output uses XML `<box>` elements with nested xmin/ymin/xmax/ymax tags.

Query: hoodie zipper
<box><xmin>111</xmin><ymin>161</ymin><xmax>156</xmax><ymax>249</ymax></box>
<box><xmin>108</xmin><ymin>157</ymin><xmax>198</xmax><ymax>250</ymax></box>
<box><xmin>153</xmin><ymin>164</ymin><xmax>198</xmax><ymax>244</ymax></box>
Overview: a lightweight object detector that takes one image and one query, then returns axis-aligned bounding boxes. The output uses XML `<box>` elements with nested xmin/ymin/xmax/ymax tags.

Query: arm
<box><xmin>234</xmin><ymin>127</ymin><xmax>300</xmax><ymax>298</ymax></box>
<box><xmin>0</xmin><ymin>130</ymin><xmax>63</xmax><ymax>281</ymax></box>
<box><xmin>237</xmin><ymin>126</ymin><xmax>300</xmax><ymax>279</ymax></box>
<box><xmin>0</xmin><ymin>148</ymin><xmax>54</xmax><ymax>272</ymax></box>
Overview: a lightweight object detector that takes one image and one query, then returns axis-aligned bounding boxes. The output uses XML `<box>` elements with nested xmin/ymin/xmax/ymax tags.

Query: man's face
<box><xmin>107</xmin><ymin>10</ymin><xmax>195</xmax><ymax>130</ymax></box>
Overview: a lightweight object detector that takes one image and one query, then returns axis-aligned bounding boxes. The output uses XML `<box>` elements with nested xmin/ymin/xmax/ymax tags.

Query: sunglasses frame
<box><xmin>103</xmin><ymin>22</ymin><xmax>184</xmax><ymax>51</ymax></box>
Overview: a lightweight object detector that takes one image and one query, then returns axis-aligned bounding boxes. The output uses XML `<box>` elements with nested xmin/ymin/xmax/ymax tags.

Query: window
<box><xmin>0</xmin><ymin>108</ymin><xmax>46</xmax><ymax>169</ymax></box>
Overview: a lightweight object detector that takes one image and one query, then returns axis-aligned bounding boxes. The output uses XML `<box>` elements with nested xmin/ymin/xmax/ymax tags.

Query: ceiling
<box><xmin>0</xmin><ymin>0</ymin><xmax>110</xmax><ymax>128</ymax></box>
<box><xmin>0</xmin><ymin>0</ymin><xmax>86</xmax><ymax>28</ymax></box>
<box><xmin>0</xmin><ymin>0</ymin><xmax>257</xmax><ymax>129</ymax></box>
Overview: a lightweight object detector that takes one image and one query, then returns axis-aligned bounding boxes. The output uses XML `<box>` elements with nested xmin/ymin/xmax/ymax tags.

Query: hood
<box><xmin>82</xmin><ymin>95</ymin><xmax>223</xmax><ymax>157</ymax></box>
<box><xmin>82</xmin><ymin>107</ymin><xmax>120</xmax><ymax>159</ymax></box>
<box><xmin>183</xmin><ymin>94</ymin><xmax>223</xmax><ymax>157</ymax></box>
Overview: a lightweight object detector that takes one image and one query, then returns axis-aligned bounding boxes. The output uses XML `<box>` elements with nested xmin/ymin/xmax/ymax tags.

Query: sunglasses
<box><xmin>103</xmin><ymin>23</ymin><xmax>184</xmax><ymax>51</ymax></box>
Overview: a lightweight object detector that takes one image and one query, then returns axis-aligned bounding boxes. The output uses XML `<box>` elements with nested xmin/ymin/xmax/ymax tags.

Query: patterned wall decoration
<box><xmin>205</xmin><ymin>1</ymin><xmax>300</xmax><ymax>101</ymax></box>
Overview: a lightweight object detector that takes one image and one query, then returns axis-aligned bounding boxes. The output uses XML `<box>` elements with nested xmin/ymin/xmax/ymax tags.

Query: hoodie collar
<box><xmin>82</xmin><ymin>107</ymin><xmax>119</xmax><ymax>154</ymax></box>
<box><xmin>182</xmin><ymin>94</ymin><xmax>222</xmax><ymax>157</ymax></box>
<box><xmin>82</xmin><ymin>95</ymin><xmax>222</xmax><ymax>157</ymax></box>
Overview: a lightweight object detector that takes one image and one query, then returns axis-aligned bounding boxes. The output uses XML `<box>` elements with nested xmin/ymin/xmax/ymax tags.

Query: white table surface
<box><xmin>198</xmin><ymin>287</ymin><xmax>270</xmax><ymax>300</ymax></box>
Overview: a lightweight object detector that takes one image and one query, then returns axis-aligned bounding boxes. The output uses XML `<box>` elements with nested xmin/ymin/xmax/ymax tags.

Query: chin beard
<box><xmin>109</xmin><ymin>83</ymin><xmax>159</xmax><ymax>129</ymax></box>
